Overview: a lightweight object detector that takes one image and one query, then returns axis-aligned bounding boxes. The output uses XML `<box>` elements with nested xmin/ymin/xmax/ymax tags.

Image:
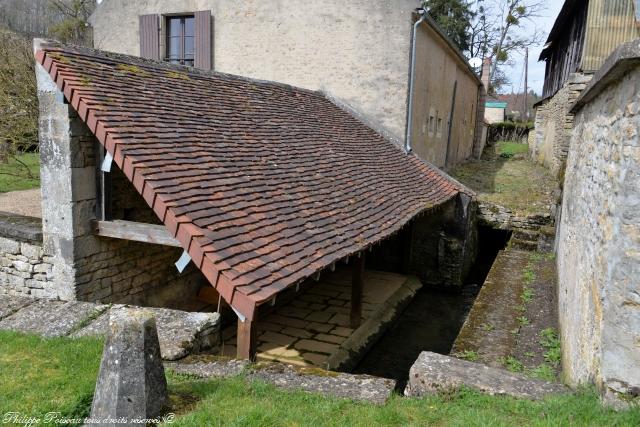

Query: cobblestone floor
<box><xmin>220</xmin><ymin>267</ymin><xmax>408</xmax><ymax>368</ymax></box>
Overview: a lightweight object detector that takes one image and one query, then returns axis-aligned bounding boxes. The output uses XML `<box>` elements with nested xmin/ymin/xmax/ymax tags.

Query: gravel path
<box><xmin>0</xmin><ymin>188</ymin><xmax>42</xmax><ymax>218</ymax></box>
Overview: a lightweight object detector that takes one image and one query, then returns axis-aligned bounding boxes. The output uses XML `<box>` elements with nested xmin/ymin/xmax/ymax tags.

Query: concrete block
<box><xmin>89</xmin><ymin>308</ymin><xmax>168</xmax><ymax>424</ymax></box>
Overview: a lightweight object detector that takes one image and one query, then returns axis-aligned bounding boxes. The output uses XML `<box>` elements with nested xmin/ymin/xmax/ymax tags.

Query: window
<box><xmin>166</xmin><ymin>15</ymin><xmax>195</xmax><ymax>66</ymax></box>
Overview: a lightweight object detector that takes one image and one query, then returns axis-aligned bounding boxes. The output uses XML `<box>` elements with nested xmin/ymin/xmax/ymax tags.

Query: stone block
<box><xmin>89</xmin><ymin>308</ymin><xmax>168</xmax><ymax>424</ymax></box>
<box><xmin>73</xmin><ymin>306</ymin><xmax>221</xmax><ymax>361</ymax></box>
<box><xmin>20</xmin><ymin>242</ymin><xmax>43</xmax><ymax>260</ymax></box>
<box><xmin>12</xmin><ymin>260</ymin><xmax>33</xmax><ymax>273</ymax></box>
<box><xmin>0</xmin><ymin>237</ymin><xmax>20</xmax><ymax>255</ymax></box>
<box><xmin>404</xmin><ymin>352</ymin><xmax>567</xmax><ymax>400</ymax></box>
<box><xmin>0</xmin><ymin>299</ymin><xmax>106</xmax><ymax>337</ymax></box>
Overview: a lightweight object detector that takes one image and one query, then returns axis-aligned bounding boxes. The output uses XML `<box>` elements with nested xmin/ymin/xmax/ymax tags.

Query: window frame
<box><xmin>165</xmin><ymin>14</ymin><xmax>195</xmax><ymax>66</ymax></box>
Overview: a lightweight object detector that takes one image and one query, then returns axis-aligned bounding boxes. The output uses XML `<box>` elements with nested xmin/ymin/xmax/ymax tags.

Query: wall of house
<box><xmin>90</xmin><ymin>0</ymin><xmax>422</xmax><ymax>144</ymax></box>
<box><xmin>484</xmin><ymin>107</ymin><xmax>505</xmax><ymax>124</ymax></box>
<box><xmin>409</xmin><ymin>21</ymin><xmax>480</xmax><ymax>169</ymax></box>
<box><xmin>530</xmin><ymin>73</ymin><xmax>592</xmax><ymax>177</ymax></box>
<box><xmin>556</xmin><ymin>57</ymin><xmax>640</xmax><ymax>407</ymax></box>
<box><xmin>36</xmin><ymin>60</ymin><xmax>205</xmax><ymax>307</ymax></box>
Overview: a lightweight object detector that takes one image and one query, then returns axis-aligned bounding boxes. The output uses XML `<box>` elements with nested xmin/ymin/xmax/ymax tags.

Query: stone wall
<box><xmin>531</xmin><ymin>73</ymin><xmax>592</xmax><ymax>177</ymax></box>
<box><xmin>409</xmin><ymin>194</ymin><xmax>477</xmax><ymax>288</ymax></box>
<box><xmin>35</xmin><ymin>56</ymin><xmax>206</xmax><ymax>307</ymax></box>
<box><xmin>0</xmin><ymin>214</ymin><xmax>55</xmax><ymax>298</ymax></box>
<box><xmin>557</xmin><ymin>42</ymin><xmax>640</xmax><ymax>406</ymax></box>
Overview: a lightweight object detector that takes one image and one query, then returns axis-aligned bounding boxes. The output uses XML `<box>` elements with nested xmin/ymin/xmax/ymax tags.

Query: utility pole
<box><xmin>524</xmin><ymin>47</ymin><xmax>529</xmax><ymax>121</ymax></box>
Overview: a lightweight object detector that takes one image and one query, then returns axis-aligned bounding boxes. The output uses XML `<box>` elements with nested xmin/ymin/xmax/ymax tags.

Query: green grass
<box><xmin>455</xmin><ymin>350</ymin><xmax>480</xmax><ymax>362</ymax></box>
<box><xmin>540</xmin><ymin>328</ymin><xmax>562</xmax><ymax>366</ymax></box>
<box><xmin>0</xmin><ymin>152</ymin><xmax>40</xmax><ymax>193</ymax></box>
<box><xmin>450</xmin><ymin>142</ymin><xmax>556</xmax><ymax>216</ymax></box>
<box><xmin>167</xmin><ymin>375</ymin><xmax>640</xmax><ymax>427</ymax></box>
<box><xmin>496</xmin><ymin>141</ymin><xmax>530</xmax><ymax>158</ymax></box>
<box><xmin>1</xmin><ymin>331</ymin><xmax>639</xmax><ymax>426</ymax></box>
<box><xmin>0</xmin><ymin>331</ymin><xmax>103</xmax><ymax>421</ymax></box>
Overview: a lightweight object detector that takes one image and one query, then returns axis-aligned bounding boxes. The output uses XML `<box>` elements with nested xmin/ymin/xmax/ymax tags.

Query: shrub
<box><xmin>488</xmin><ymin>121</ymin><xmax>533</xmax><ymax>144</ymax></box>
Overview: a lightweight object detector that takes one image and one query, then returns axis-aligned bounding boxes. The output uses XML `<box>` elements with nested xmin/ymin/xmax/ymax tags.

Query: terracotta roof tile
<box><xmin>35</xmin><ymin>42</ymin><xmax>473</xmax><ymax>320</ymax></box>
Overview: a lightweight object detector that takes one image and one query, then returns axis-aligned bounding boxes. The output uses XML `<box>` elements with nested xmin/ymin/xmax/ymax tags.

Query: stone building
<box><xmin>531</xmin><ymin>0</ymin><xmax>640</xmax><ymax>176</ymax></box>
<box><xmin>556</xmin><ymin>39</ymin><xmax>640</xmax><ymax>407</ymax></box>
<box><xmin>30</xmin><ymin>40</ymin><xmax>477</xmax><ymax>359</ymax></box>
<box><xmin>88</xmin><ymin>0</ymin><xmax>485</xmax><ymax>169</ymax></box>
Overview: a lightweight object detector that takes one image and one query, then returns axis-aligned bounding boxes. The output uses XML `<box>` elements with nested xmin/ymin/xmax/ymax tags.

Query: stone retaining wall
<box><xmin>0</xmin><ymin>214</ymin><xmax>55</xmax><ymax>298</ymax></box>
<box><xmin>557</xmin><ymin>40</ymin><xmax>640</xmax><ymax>407</ymax></box>
<box><xmin>531</xmin><ymin>73</ymin><xmax>592</xmax><ymax>177</ymax></box>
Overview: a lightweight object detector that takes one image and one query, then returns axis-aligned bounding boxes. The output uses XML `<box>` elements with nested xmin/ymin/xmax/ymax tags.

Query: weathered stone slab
<box><xmin>73</xmin><ymin>305</ymin><xmax>221</xmax><ymax>360</ymax></box>
<box><xmin>404</xmin><ymin>352</ymin><xmax>567</xmax><ymax>400</ymax></box>
<box><xmin>0</xmin><ymin>212</ymin><xmax>43</xmax><ymax>244</ymax></box>
<box><xmin>0</xmin><ymin>299</ymin><xmax>106</xmax><ymax>337</ymax></box>
<box><xmin>167</xmin><ymin>359</ymin><xmax>395</xmax><ymax>404</ymax></box>
<box><xmin>165</xmin><ymin>358</ymin><xmax>250</xmax><ymax>378</ymax></box>
<box><xmin>0</xmin><ymin>294</ymin><xmax>36</xmax><ymax>321</ymax></box>
<box><xmin>248</xmin><ymin>363</ymin><xmax>395</xmax><ymax>404</ymax></box>
<box><xmin>89</xmin><ymin>308</ymin><xmax>168</xmax><ymax>425</ymax></box>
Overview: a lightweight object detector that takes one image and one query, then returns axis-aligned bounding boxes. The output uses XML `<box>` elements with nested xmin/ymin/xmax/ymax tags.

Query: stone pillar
<box><xmin>35</xmin><ymin>44</ymin><xmax>98</xmax><ymax>301</ymax></box>
<box><xmin>89</xmin><ymin>307</ymin><xmax>169</xmax><ymax>424</ymax></box>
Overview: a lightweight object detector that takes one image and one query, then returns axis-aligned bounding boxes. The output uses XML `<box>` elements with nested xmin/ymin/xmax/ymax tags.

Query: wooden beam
<box><xmin>237</xmin><ymin>318</ymin><xmax>257</xmax><ymax>360</ymax></box>
<box><xmin>92</xmin><ymin>220</ymin><xmax>181</xmax><ymax>247</ymax></box>
<box><xmin>350</xmin><ymin>253</ymin><xmax>365</xmax><ymax>329</ymax></box>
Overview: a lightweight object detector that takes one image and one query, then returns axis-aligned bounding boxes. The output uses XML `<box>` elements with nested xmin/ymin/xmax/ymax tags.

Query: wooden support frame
<box><xmin>350</xmin><ymin>253</ymin><xmax>365</xmax><ymax>329</ymax></box>
<box><xmin>237</xmin><ymin>318</ymin><xmax>257</xmax><ymax>360</ymax></box>
<box><xmin>92</xmin><ymin>219</ymin><xmax>181</xmax><ymax>247</ymax></box>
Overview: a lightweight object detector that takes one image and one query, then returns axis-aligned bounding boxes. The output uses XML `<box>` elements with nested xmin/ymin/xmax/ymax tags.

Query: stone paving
<box><xmin>221</xmin><ymin>267</ymin><xmax>412</xmax><ymax>368</ymax></box>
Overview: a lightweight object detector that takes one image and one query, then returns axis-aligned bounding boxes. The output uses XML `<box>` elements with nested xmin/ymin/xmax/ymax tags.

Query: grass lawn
<box><xmin>1</xmin><ymin>331</ymin><xmax>639</xmax><ymax>426</ymax></box>
<box><xmin>451</xmin><ymin>141</ymin><xmax>556</xmax><ymax>216</ymax></box>
<box><xmin>0</xmin><ymin>152</ymin><xmax>40</xmax><ymax>193</ymax></box>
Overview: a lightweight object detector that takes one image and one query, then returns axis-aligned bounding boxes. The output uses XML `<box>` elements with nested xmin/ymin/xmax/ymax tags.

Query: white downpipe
<box><xmin>405</xmin><ymin>10</ymin><xmax>427</xmax><ymax>153</ymax></box>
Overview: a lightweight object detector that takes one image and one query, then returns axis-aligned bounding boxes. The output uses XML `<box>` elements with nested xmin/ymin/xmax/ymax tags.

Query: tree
<box><xmin>467</xmin><ymin>0</ymin><xmax>545</xmax><ymax>92</ymax></box>
<box><xmin>0</xmin><ymin>28</ymin><xmax>37</xmax><ymax>172</ymax></box>
<box><xmin>48</xmin><ymin>0</ymin><xmax>95</xmax><ymax>45</ymax></box>
<box><xmin>423</xmin><ymin>0</ymin><xmax>475</xmax><ymax>52</ymax></box>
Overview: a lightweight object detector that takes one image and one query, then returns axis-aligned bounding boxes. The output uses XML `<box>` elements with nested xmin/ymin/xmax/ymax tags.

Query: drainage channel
<box><xmin>352</xmin><ymin>226</ymin><xmax>511</xmax><ymax>391</ymax></box>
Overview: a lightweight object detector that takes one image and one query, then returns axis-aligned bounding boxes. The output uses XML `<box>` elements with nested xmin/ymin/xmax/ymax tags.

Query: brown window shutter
<box><xmin>139</xmin><ymin>14</ymin><xmax>160</xmax><ymax>60</ymax></box>
<box><xmin>194</xmin><ymin>10</ymin><xmax>212</xmax><ymax>70</ymax></box>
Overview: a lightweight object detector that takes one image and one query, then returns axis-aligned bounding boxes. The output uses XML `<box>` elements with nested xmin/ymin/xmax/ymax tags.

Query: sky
<box><xmin>502</xmin><ymin>0</ymin><xmax>564</xmax><ymax>95</ymax></box>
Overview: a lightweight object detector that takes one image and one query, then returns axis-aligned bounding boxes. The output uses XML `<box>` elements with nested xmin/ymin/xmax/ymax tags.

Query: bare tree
<box><xmin>468</xmin><ymin>0</ymin><xmax>545</xmax><ymax>92</ymax></box>
<box><xmin>48</xmin><ymin>0</ymin><xmax>95</xmax><ymax>45</ymax></box>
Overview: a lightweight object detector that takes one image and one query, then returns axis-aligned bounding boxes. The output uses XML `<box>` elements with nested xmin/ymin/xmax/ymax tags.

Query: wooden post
<box><xmin>236</xmin><ymin>318</ymin><xmax>257</xmax><ymax>360</ymax></box>
<box><xmin>351</xmin><ymin>253</ymin><xmax>365</xmax><ymax>329</ymax></box>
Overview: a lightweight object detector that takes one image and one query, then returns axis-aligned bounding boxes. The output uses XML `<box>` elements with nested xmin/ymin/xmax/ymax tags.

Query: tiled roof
<box><xmin>35</xmin><ymin>41</ymin><xmax>472</xmax><ymax>320</ymax></box>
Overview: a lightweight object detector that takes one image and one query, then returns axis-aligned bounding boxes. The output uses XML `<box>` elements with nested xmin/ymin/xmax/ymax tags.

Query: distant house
<box><xmin>89</xmin><ymin>1</ymin><xmax>486</xmax><ymax>168</ymax></box>
<box><xmin>484</xmin><ymin>100</ymin><xmax>507</xmax><ymax>124</ymax></box>
<box><xmin>532</xmin><ymin>0</ymin><xmax>640</xmax><ymax>174</ymax></box>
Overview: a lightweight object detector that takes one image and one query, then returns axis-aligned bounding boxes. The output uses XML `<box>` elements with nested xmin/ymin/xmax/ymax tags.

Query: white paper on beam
<box><xmin>174</xmin><ymin>250</ymin><xmax>191</xmax><ymax>273</ymax></box>
<box><xmin>231</xmin><ymin>306</ymin><xmax>246</xmax><ymax>323</ymax></box>
<box><xmin>101</xmin><ymin>151</ymin><xmax>113</xmax><ymax>172</ymax></box>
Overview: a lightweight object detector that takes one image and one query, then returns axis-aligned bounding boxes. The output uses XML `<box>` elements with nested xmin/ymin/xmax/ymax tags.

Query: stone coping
<box><xmin>166</xmin><ymin>358</ymin><xmax>396</xmax><ymax>404</ymax></box>
<box><xmin>0</xmin><ymin>295</ymin><xmax>220</xmax><ymax>360</ymax></box>
<box><xmin>572</xmin><ymin>38</ymin><xmax>640</xmax><ymax>113</ymax></box>
<box><xmin>0</xmin><ymin>211</ymin><xmax>43</xmax><ymax>244</ymax></box>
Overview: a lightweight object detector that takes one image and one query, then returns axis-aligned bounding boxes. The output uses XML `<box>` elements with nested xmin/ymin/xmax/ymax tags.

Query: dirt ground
<box><xmin>0</xmin><ymin>188</ymin><xmax>42</xmax><ymax>218</ymax></box>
